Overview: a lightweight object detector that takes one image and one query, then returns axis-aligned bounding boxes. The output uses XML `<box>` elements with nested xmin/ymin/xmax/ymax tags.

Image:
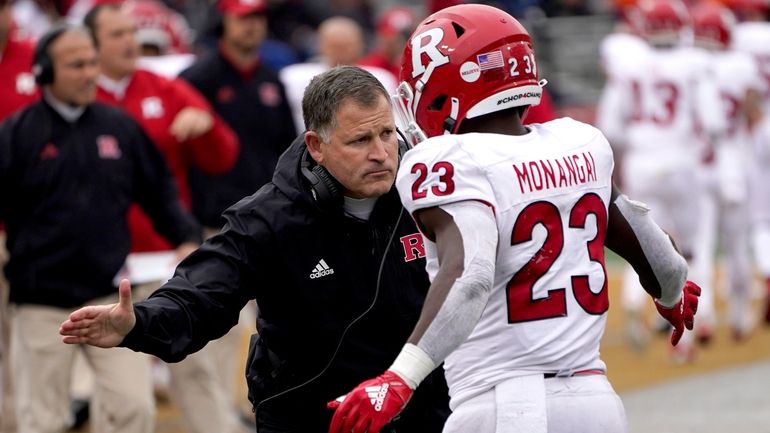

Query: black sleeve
<box><xmin>126</xmin><ymin>116</ymin><xmax>202</xmax><ymax>246</ymax></box>
<box><xmin>121</xmin><ymin>206</ymin><xmax>268</xmax><ymax>362</ymax></box>
<box><xmin>0</xmin><ymin>118</ymin><xmax>14</xmax><ymax>221</ymax></box>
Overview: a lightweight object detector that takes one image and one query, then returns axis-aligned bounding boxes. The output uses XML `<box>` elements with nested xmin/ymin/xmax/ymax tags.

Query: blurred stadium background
<box><xmin>1</xmin><ymin>0</ymin><xmax>769</xmax><ymax>431</ymax></box>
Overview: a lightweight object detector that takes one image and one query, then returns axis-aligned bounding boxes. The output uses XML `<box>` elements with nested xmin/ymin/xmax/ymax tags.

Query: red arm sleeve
<box><xmin>170</xmin><ymin>78</ymin><xmax>240</xmax><ymax>175</ymax></box>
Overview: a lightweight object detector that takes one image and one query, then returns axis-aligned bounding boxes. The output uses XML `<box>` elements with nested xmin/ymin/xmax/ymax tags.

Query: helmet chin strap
<box><xmin>443</xmin><ymin>97</ymin><xmax>460</xmax><ymax>134</ymax></box>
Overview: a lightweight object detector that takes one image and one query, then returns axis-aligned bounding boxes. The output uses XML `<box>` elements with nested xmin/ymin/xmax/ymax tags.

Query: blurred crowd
<box><xmin>0</xmin><ymin>0</ymin><xmax>769</xmax><ymax>432</ymax></box>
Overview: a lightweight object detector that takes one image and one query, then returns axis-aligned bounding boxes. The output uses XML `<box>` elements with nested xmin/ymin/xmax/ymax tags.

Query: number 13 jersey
<box><xmin>395</xmin><ymin>117</ymin><xmax>615</xmax><ymax>406</ymax></box>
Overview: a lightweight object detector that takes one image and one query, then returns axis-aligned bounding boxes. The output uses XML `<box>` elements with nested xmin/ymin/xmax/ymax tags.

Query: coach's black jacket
<box><xmin>0</xmin><ymin>99</ymin><xmax>201</xmax><ymax>308</ymax></box>
<box><xmin>122</xmin><ymin>135</ymin><xmax>450</xmax><ymax>433</ymax></box>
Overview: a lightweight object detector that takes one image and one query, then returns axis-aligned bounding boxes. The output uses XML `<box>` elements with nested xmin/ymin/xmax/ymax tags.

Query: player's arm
<box><xmin>605</xmin><ymin>185</ymin><xmax>701</xmax><ymax>345</ymax></box>
<box><xmin>327</xmin><ymin>200</ymin><xmax>497</xmax><ymax>433</ymax></box>
<box><xmin>403</xmin><ymin>201</ymin><xmax>497</xmax><ymax>364</ymax></box>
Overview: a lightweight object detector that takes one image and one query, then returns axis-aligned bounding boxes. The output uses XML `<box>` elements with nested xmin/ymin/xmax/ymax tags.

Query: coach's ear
<box><xmin>304</xmin><ymin>130</ymin><xmax>324</xmax><ymax>165</ymax></box>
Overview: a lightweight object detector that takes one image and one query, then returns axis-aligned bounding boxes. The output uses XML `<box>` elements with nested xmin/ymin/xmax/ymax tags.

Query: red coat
<box><xmin>97</xmin><ymin>69</ymin><xmax>239</xmax><ymax>251</ymax></box>
<box><xmin>0</xmin><ymin>36</ymin><xmax>39</xmax><ymax>122</ymax></box>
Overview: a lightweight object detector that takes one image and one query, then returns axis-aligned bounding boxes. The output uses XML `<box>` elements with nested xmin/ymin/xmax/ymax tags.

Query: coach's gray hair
<box><xmin>302</xmin><ymin>66</ymin><xmax>390</xmax><ymax>142</ymax></box>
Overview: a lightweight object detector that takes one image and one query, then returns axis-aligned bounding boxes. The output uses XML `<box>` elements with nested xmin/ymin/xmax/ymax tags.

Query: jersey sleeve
<box><xmin>396</xmin><ymin>135</ymin><xmax>496</xmax><ymax>216</ymax></box>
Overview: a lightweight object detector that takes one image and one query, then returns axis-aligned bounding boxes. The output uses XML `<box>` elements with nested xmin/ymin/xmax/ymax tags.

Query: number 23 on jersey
<box><xmin>409</xmin><ymin>161</ymin><xmax>609</xmax><ymax>323</ymax></box>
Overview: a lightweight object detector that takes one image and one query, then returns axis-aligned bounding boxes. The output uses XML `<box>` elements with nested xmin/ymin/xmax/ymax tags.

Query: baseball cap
<box><xmin>217</xmin><ymin>0</ymin><xmax>267</xmax><ymax>16</ymax></box>
<box><xmin>376</xmin><ymin>6</ymin><xmax>417</xmax><ymax>37</ymax></box>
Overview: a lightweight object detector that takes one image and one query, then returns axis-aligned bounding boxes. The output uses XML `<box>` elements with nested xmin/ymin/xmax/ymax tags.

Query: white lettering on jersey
<box><xmin>513</xmin><ymin>152</ymin><xmax>598</xmax><ymax>194</ymax></box>
<box><xmin>410</xmin><ymin>28</ymin><xmax>449</xmax><ymax>78</ymax></box>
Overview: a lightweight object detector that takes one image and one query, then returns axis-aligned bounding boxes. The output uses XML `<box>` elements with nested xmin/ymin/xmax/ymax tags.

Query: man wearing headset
<box><xmin>0</xmin><ymin>26</ymin><xmax>201</xmax><ymax>433</ymax></box>
<box><xmin>60</xmin><ymin>66</ymin><xmax>451</xmax><ymax>433</ymax></box>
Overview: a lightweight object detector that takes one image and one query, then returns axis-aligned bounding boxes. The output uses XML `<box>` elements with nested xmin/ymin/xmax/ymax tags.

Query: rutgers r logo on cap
<box><xmin>409</xmin><ymin>28</ymin><xmax>449</xmax><ymax>78</ymax></box>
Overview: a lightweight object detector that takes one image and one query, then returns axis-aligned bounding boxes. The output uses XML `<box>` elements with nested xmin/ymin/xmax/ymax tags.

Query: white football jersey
<box><xmin>395</xmin><ymin>118</ymin><xmax>614</xmax><ymax>405</ymax></box>
<box><xmin>709</xmin><ymin>49</ymin><xmax>763</xmax><ymax>200</ymax></box>
<box><xmin>596</xmin><ymin>34</ymin><xmax>651</xmax><ymax>144</ymax></box>
<box><xmin>708</xmin><ymin>50</ymin><xmax>761</xmax><ymax>145</ymax></box>
<box><xmin>619</xmin><ymin>46</ymin><xmax>723</xmax><ymax>169</ymax></box>
<box><xmin>599</xmin><ymin>31</ymin><xmax>650</xmax><ymax>79</ymax></box>
<box><xmin>732</xmin><ymin>21</ymin><xmax>770</xmax><ymax>107</ymax></box>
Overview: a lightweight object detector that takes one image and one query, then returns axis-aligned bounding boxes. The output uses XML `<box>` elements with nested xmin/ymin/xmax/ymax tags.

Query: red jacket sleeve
<box><xmin>170</xmin><ymin>78</ymin><xmax>240</xmax><ymax>175</ymax></box>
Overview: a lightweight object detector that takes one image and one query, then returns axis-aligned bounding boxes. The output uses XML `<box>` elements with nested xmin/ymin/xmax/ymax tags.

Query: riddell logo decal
<box><xmin>460</xmin><ymin>61</ymin><xmax>481</xmax><ymax>83</ymax></box>
<box><xmin>497</xmin><ymin>91</ymin><xmax>541</xmax><ymax>105</ymax></box>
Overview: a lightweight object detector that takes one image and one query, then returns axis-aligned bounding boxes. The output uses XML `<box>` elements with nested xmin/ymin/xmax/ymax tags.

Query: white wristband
<box><xmin>388</xmin><ymin>343</ymin><xmax>437</xmax><ymax>390</ymax></box>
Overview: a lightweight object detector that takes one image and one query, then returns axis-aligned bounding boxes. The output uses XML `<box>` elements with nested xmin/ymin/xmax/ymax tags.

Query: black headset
<box><xmin>32</xmin><ymin>25</ymin><xmax>72</xmax><ymax>86</ymax></box>
<box><xmin>300</xmin><ymin>135</ymin><xmax>410</xmax><ymax>211</ymax></box>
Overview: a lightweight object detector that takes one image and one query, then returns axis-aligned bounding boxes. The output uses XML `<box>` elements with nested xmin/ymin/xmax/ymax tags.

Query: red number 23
<box><xmin>506</xmin><ymin>193</ymin><xmax>609</xmax><ymax>323</ymax></box>
<box><xmin>411</xmin><ymin>162</ymin><xmax>456</xmax><ymax>200</ymax></box>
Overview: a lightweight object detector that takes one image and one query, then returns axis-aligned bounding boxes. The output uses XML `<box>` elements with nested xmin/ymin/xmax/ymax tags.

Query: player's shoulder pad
<box><xmin>401</xmin><ymin>134</ymin><xmax>466</xmax><ymax>166</ymax></box>
<box><xmin>539</xmin><ymin>117</ymin><xmax>606</xmax><ymax>143</ymax></box>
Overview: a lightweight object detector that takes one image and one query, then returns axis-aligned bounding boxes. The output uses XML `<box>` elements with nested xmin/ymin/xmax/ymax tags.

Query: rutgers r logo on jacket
<box><xmin>97</xmin><ymin>135</ymin><xmax>122</xmax><ymax>159</ymax></box>
<box><xmin>400</xmin><ymin>233</ymin><xmax>425</xmax><ymax>262</ymax></box>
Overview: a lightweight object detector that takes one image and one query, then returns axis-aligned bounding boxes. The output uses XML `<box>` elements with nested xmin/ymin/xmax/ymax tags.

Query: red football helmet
<box><xmin>395</xmin><ymin>4</ymin><xmax>543</xmax><ymax>143</ymax></box>
<box><xmin>636</xmin><ymin>0</ymin><xmax>690</xmax><ymax>45</ymax></box>
<box><xmin>122</xmin><ymin>0</ymin><xmax>192</xmax><ymax>54</ymax></box>
<box><xmin>692</xmin><ymin>3</ymin><xmax>736</xmax><ymax>50</ymax></box>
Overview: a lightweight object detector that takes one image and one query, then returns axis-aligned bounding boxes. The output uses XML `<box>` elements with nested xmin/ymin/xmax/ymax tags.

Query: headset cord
<box><xmin>254</xmin><ymin>209</ymin><xmax>405</xmax><ymax>431</ymax></box>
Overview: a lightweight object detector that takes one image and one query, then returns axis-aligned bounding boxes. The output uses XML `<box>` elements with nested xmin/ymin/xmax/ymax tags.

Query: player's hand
<box><xmin>327</xmin><ymin>370</ymin><xmax>413</xmax><ymax>433</ymax></box>
<box><xmin>170</xmin><ymin>107</ymin><xmax>214</xmax><ymax>141</ymax></box>
<box><xmin>655</xmin><ymin>280</ymin><xmax>701</xmax><ymax>346</ymax></box>
<box><xmin>59</xmin><ymin>279</ymin><xmax>136</xmax><ymax>348</ymax></box>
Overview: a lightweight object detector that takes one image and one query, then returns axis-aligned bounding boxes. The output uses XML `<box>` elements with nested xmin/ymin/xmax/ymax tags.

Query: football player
<box><xmin>327</xmin><ymin>4</ymin><xmax>701</xmax><ymax>433</ymax></box>
<box><xmin>690</xmin><ymin>2</ymin><xmax>761</xmax><ymax>341</ymax></box>
<box><xmin>601</xmin><ymin>0</ymin><xmax>723</xmax><ymax>361</ymax></box>
<box><xmin>730</xmin><ymin>0</ymin><xmax>770</xmax><ymax>326</ymax></box>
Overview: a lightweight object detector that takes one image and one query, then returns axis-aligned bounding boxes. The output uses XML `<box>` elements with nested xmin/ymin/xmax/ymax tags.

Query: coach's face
<box><xmin>50</xmin><ymin>31</ymin><xmax>99</xmax><ymax>107</ymax></box>
<box><xmin>306</xmin><ymin>94</ymin><xmax>398</xmax><ymax>199</ymax></box>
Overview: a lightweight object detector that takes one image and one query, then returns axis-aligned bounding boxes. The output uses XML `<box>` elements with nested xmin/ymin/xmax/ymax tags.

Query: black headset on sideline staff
<box><xmin>32</xmin><ymin>25</ymin><xmax>73</xmax><ymax>86</ymax></box>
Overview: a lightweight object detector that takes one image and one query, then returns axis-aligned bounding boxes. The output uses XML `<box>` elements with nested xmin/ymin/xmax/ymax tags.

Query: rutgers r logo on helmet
<box><xmin>394</xmin><ymin>4</ymin><xmax>546</xmax><ymax>144</ymax></box>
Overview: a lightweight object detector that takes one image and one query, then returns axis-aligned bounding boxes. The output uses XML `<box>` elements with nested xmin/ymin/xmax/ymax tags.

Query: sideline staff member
<box><xmin>1</xmin><ymin>26</ymin><xmax>201</xmax><ymax>433</ymax></box>
<box><xmin>60</xmin><ymin>66</ymin><xmax>450</xmax><ymax>433</ymax></box>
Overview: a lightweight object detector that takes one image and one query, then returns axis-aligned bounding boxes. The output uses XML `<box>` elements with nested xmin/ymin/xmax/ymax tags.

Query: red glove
<box><xmin>327</xmin><ymin>370</ymin><xmax>413</xmax><ymax>433</ymax></box>
<box><xmin>655</xmin><ymin>280</ymin><xmax>702</xmax><ymax>346</ymax></box>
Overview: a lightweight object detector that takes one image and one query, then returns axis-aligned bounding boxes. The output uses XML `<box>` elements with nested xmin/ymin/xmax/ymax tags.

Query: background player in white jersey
<box><xmin>328</xmin><ymin>5</ymin><xmax>701</xmax><ymax>433</ymax></box>
<box><xmin>690</xmin><ymin>2</ymin><xmax>762</xmax><ymax>341</ymax></box>
<box><xmin>599</xmin><ymin>0</ymin><xmax>720</xmax><ymax>360</ymax></box>
<box><xmin>595</xmin><ymin>2</ymin><xmax>653</xmax><ymax>350</ymax></box>
<box><xmin>730</xmin><ymin>0</ymin><xmax>770</xmax><ymax>325</ymax></box>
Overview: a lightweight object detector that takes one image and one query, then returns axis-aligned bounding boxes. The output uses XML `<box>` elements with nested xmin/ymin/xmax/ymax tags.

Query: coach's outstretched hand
<box><xmin>59</xmin><ymin>279</ymin><xmax>136</xmax><ymax>348</ymax></box>
<box><xmin>655</xmin><ymin>280</ymin><xmax>702</xmax><ymax>346</ymax></box>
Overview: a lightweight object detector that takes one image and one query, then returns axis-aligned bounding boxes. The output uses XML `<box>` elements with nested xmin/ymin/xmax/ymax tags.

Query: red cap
<box><xmin>217</xmin><ymin>0</ymin><xmax>267</xmax><ymax>16</ymax></box>
<box><xmin>376</xmin><ymin>6</ymin><xmax>417</xmax><ymax>37</ymax></box>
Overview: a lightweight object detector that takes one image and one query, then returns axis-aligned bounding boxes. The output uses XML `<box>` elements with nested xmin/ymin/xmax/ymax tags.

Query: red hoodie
<box><xmin>97</xmin><ymin>68</ymin><xmax>239</xmax><ymax>251</ymax></box>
